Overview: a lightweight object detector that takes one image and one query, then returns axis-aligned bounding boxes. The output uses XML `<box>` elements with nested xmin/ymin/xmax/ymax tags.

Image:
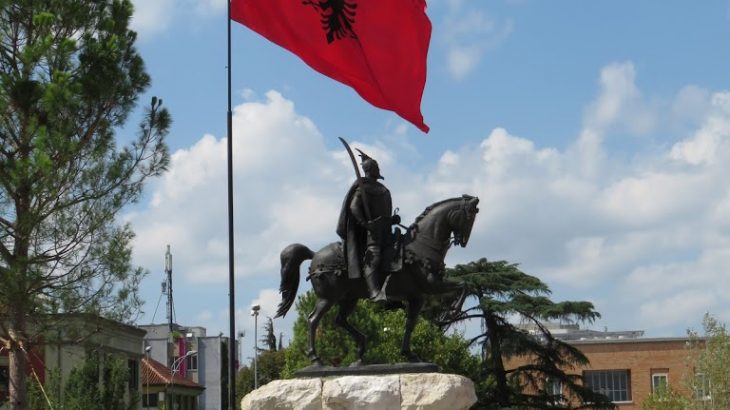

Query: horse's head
<box><xmin>448</xmin><ymin>195</ymin><xmax>479</xmax><ymax>247</ymax></box>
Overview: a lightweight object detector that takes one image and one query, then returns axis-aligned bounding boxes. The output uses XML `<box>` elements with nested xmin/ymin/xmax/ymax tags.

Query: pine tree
<box><xmin>438</xmin><ymin>258</ymin><xmax>615</xmax><ymax>409</ymax></box>
<box><xmin>0</xmin><ymin>1</ymin><xmax>169</xmax><ymax>407</ymax></box>
<box><xmin>261</xmin><ymin>317</ymin><xmax>277</xmax><ymax>352</ymax></box>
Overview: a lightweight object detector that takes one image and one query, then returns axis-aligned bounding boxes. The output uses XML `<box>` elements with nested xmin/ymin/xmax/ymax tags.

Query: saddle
<box><xmin>308</xmin><ymin>228</ymin><xmax>405</xmax><ymax>279</ymax></box>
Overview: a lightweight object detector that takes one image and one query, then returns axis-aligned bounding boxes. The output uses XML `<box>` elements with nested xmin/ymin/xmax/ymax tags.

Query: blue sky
<box><xmin>123</xmin><ymin>0</ymin><xmax>730</xmax><ymax>363</ymax></box>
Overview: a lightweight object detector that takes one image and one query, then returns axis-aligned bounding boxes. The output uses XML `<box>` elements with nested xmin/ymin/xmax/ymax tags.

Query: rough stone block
<box><xmin>322</xmin><ymin>375</ymin><xmax>400</xmax><ymax>410</ymax></box>
<box><xmin>240</xmin><ymin>378</ymin><xmax>322</xmax><ymax>410</ymax></box>
<box><xmin>240</xmin><ymin>373</ymin><xmax>477</xmax><ymax>410</ymax></box>
<box><xmin>400</xmin><ymin>373</ymin><xmax>476</xmax><ymax>410</ymax></box>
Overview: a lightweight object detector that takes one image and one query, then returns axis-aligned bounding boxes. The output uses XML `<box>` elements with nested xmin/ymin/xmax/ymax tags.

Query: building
<box><xmin>139</xmin><ymin>323</ymin><xmax>229</xmax><ymax>410</ymax></box>
<box><xmin>568</xmin><ymin>337</ymin><xmax>699</xmax><ymax>408</ymax></box>
<box><xmin>507</xmin><ymin>323</ymin><xmax>703</xmax><ymax>409</ymax></box>
<box><xmin>142</xmin><ymin>356</ymin><xmax>204</xmax><ymax>410</ymax></box>
<box><xmin>519</xmin><ymin>321</ymin><xmax>645</xmax><ymax>341</ymax></box>
<box><xmin>0</xmin><ymin>314</ymin><xmax>146</xmax><ymax>408</ymax></box>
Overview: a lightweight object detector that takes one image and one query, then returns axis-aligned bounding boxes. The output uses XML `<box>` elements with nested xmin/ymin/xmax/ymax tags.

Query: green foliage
<box><xmin>640</xmin><ymin>385</ymin><xmax>690</xmax><ymax>410</ymax></box>
<box><xmin>0</xmin><ymin>0</ymin><xmax>169</xmax><ymax>406</ymax></box>
<box><xmin>27</xmin><ymin>352</ymin><xmax>138</xmax><ymax>410</ymax></box>
<box><xmin>282</xmin><ymin>290</ymin><xmax>481</xmax><ymax>380</ymax></box>
<box><xmin>236</xmin><ymin>349</ymin><xmax>287</xmax><ymax>404</ymax></box>
<box><xmin>685</xmin><ymin>313</ymin><xmax>730</xmax><ymax>409</ymax></box>
<box><xmin>441</xmin><ymin>258</ymin><xmax>614</xmax><ymax>409</ymax></box>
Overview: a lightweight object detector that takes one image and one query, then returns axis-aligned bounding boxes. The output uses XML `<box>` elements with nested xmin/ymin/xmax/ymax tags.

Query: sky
<box><xmin>122</xmin><ymin>0</ymin><xmax>730</xmax><ymax>363</ymax></box>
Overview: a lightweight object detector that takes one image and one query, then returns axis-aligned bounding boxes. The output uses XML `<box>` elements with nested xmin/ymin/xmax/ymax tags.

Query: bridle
<box><xmin>448</xmin><ymin>195</ymin><xmax>479</xmax><ymax>247</ymax></box>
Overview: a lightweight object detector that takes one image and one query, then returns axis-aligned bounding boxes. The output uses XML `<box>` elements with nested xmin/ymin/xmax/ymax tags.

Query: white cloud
<box><xmin>419</xmin><ymin>62</ymin><xmax>730</xmax><ymax>334</ymax></box>
<box><xmin>130</xmin><ymin>91</ymin><xmax>340</xmax><ymax>283</ymax></box>
<box><xmin>672</xmin><ymin>85</ymin><xmax>710</xmax><ymax>126</ymax></box>
<box><xmin>130</xmin><ymin>0</ymin><xmax>225</xmax><ymax>39</ymax></box>
<box><xmin>133</xmin><ymin>62</ymin><xmax>730</xmax><ymax>340</ymax></box>
<box><xmin>439</xmin><ymin>7</ymin><xmax>512</xmax><ymax>80</ymax></box>
<box><xmin>447</xmin><ymin>46</ymin><xmax>483</xmax><ymax>81</ymax></box>
<box><xmin>251</xmin><ymin>289</ymin><xmax>281</xmax><ymax>320</ymax></box>
<box><xmin>597</xmin><ymin>172</ymin><xmax>714</xmax><ymax>226</ymax></box>
<box><xmin>130</xmin><ymin>0</ymin><xmax>176</xmax><ymax>37</ymax></box>
<box><xmin>638</xmin><ymin>290</ymin><xmax>718</xmax><ymax>329</ymax></box>
<box><xmin>584</xmin><ymin>62</ymin><xmax>656</xmax><ymax>136</ymax></box>
<box><xmin>669</xmin><ymin>92</ymin><xmax>730</xmax><ymax>166</ymax></box>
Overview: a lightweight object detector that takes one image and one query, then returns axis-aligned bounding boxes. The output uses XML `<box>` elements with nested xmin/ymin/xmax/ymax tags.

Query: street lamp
<box><xmin>144</xmin><ymin>345</ymin><xmax>152</xmax><ymax>409</ymax></box>
<box><xmin>250</xmin><ymin>304</ymin><xmax>260</xmax><ymax>389</ymax></box>
<box><xmin>167</xmin><ymin>350</ymin><xmax>197</xmax><ymax>410</ymax></box>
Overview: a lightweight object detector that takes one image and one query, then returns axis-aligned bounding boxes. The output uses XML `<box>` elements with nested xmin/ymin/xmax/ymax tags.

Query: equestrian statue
<box><xmin>274</xmin><ymin>138</ymin><xmax>479</xmax><ymax>366</ymax></box>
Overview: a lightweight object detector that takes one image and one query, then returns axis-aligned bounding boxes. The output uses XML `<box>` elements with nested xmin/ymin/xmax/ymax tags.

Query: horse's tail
<box><xmin>275</xmin><ymin>243</ymin><xmax>314</xmax><ymax>318</ymax></box>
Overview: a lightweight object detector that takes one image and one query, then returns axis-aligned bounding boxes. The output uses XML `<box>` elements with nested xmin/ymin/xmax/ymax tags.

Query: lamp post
<box><xmin>250</xmin><ymin>304</ymin><xmax>260</xmax><ymax>389</ymax></box>
<box><xmin>167</xmin><ymin>350</ymin><xmax>197</xmax><ymax>410</ymax></box>
<box><xmin>144</xmin><ymin>345</ymin><xmax>151</xmax><ymax>409</ymax></box>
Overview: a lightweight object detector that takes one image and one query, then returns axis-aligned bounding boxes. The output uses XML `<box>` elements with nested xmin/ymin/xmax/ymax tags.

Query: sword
<box><xmin>338</xmin><ymin>137</ymin><xmax>372</xmax><ymax>222</ymax></box>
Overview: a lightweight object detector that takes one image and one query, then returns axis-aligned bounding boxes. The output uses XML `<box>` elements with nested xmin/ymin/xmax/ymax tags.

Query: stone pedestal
<box><xmin>240</xmin><ymin>373</ymin><xmax>477</xmax><ymax>410</ymax></box>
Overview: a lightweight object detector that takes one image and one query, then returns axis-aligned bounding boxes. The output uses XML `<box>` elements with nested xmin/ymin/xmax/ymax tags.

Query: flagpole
<box><xmin>227</xmin><ymin>0</ymin><xmax>236</xmax><ymax>408</ymax></box>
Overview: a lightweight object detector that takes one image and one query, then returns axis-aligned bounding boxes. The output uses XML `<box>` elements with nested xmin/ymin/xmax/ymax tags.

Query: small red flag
<box><xmin>231</xmin><ymin>0</ymin><xmax>431</xmax><ymax>133</ymax></box>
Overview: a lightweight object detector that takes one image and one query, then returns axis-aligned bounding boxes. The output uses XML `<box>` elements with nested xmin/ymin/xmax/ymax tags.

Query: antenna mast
<box><xmin>165</xmin><ymin>245</ymin><xmax>173</xmax><ymax>332</ymax></box>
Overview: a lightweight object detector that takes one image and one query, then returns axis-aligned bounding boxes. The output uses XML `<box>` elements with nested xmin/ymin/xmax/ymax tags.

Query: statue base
<box><xmin>294</xmin><ymin>361</ymin><xmax>439</xmax><ymax>377</ymax></box>
<box><xmin>240</xmin><ymin>372</ymin><xmax>477</xmax><ymax>410</ymax></box>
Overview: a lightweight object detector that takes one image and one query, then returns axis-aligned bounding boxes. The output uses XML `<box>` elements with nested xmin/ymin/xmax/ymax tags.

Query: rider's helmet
<box><xmin>357</xmin><ymin>149</ymin><xmax>384</xmax><ymax>180</ymax></box>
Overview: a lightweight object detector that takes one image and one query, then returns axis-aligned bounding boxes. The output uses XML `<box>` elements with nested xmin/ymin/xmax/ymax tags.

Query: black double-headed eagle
<box><xmin>302</xmin><ymin>0</ymin><xmax>358</xmax><ymax>43</ymax></box>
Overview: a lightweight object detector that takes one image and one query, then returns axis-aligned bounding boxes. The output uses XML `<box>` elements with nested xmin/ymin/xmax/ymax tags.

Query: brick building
<box><xmin>568</xmin><ymin>337</ymin><xmax>696</xmax><ymax>408</ymax></box>
<box><xmin>507</xmin><ymin>324</ymin><xmax>703</xmax><ymax>409</ymax></box>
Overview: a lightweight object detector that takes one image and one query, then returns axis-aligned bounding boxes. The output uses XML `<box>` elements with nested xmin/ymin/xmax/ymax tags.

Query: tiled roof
<box><xmin>141</xmin><ymin>357</ymin><xmax>204</xmax><ymax>389</ymax></box>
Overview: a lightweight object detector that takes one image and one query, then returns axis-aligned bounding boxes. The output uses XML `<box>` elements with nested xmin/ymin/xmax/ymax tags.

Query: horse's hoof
<box><xmin>401</xmin><ymin>351</ymin><xmax>423</xmax><ymax>363</ymax></box>
<box><xmin>381</xmin><ymin>301</ymin><xmax>405</xmax><ymax>311</ymax></box>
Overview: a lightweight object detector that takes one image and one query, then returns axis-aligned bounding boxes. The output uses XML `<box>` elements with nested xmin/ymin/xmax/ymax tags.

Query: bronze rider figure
<box><xmin>336</xmin><ymin>148</ymin><xmax>400</xmax><ymax>302</ymax></box>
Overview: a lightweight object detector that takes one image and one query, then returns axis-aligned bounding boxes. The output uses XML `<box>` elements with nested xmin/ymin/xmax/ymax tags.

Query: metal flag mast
<box><xmin>227</xmin><ymin>0</ymin><xmax>236</xmax><ymax>408</ymax></box>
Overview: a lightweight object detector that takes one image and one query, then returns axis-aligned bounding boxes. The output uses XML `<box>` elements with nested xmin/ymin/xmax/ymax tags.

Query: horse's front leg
<box><xmin>426</xmin><ymin>278</ymin><xmax>467</xmax><ymax>322</ymax></box>
<box><xmin>401</xmin><ymin>297</ymin><xmax>424</xmax><ymax>362</ymax></box>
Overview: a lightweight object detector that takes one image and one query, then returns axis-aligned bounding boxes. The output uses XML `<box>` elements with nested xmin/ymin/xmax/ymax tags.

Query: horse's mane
<box><xmin>413</xmin><ymin>196</ymin><xmax>468</xmax><ymax>224</ymax></box>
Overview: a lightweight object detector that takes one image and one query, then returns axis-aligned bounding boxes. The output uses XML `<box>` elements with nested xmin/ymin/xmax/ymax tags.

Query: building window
<box><xmin>142</xmin><ymin>393</ymin><xmax>158</xmax><ymax>407</ymax></box>
<box><xmin>545</xmin><ymin>377</ymin><xmax>563</xmax><ymax>404</ymax></box>
<box><xmin>584</xmin><ymin>370</ymin><xmax>631</xmax><ymax>402</ymax></box>
<box><xmin>128</xmin><ymin>359</ymin><xmax>139</xmax><ymax>390</ymax></box>
<box><xmin>694</xmin><ymin>373</ymin><xmax>711</xmax><ymax>401</ymax></box>
<box><xmin>186</xmin><ymin>354</ymin><xmax>198</xmax><ymax>371</ymax></box>
<box><xmin>651</xmin><ymin>372</ymin><xmax>668</xmax><ymax>395</ymax></box>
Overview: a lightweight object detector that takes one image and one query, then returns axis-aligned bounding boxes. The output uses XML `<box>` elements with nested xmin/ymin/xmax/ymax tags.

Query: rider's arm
<box><xmin>350</xmin><ymin>190</ymin><xmax>368</xmax><ymax>227</ymax></box>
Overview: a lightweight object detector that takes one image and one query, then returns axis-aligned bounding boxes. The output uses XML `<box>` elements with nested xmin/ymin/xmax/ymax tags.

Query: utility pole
<box><xmin>165</xmin><ymin>245</ymin><xmax>173</xmax><ymax>332</ymax></box>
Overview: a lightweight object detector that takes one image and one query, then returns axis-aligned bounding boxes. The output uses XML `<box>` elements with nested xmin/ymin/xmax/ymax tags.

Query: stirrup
<box><xmin>369</xmin><ymin>290</ymin><xmax>387</xmax><ymax>303</ymax></box>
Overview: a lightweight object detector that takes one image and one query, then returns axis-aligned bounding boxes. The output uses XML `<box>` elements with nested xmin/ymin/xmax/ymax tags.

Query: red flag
<box><xmin>231</xmin><ymin>0</ymin><xmax>431</xmax><ymax>133</ymax></box>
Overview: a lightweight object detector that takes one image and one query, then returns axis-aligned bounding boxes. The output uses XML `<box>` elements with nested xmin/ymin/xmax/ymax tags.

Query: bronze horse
<box><xmin>274</xmin><ymin>195</ymin><xmax>479</xmax><ymax>366</ymax></box>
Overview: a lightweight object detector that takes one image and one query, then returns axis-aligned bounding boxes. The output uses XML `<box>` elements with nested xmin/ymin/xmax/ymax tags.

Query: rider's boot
<box><xmin>365</xmin><ymin>271</ymin><xmax>387</xmax><ymax>302</ymax></box>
